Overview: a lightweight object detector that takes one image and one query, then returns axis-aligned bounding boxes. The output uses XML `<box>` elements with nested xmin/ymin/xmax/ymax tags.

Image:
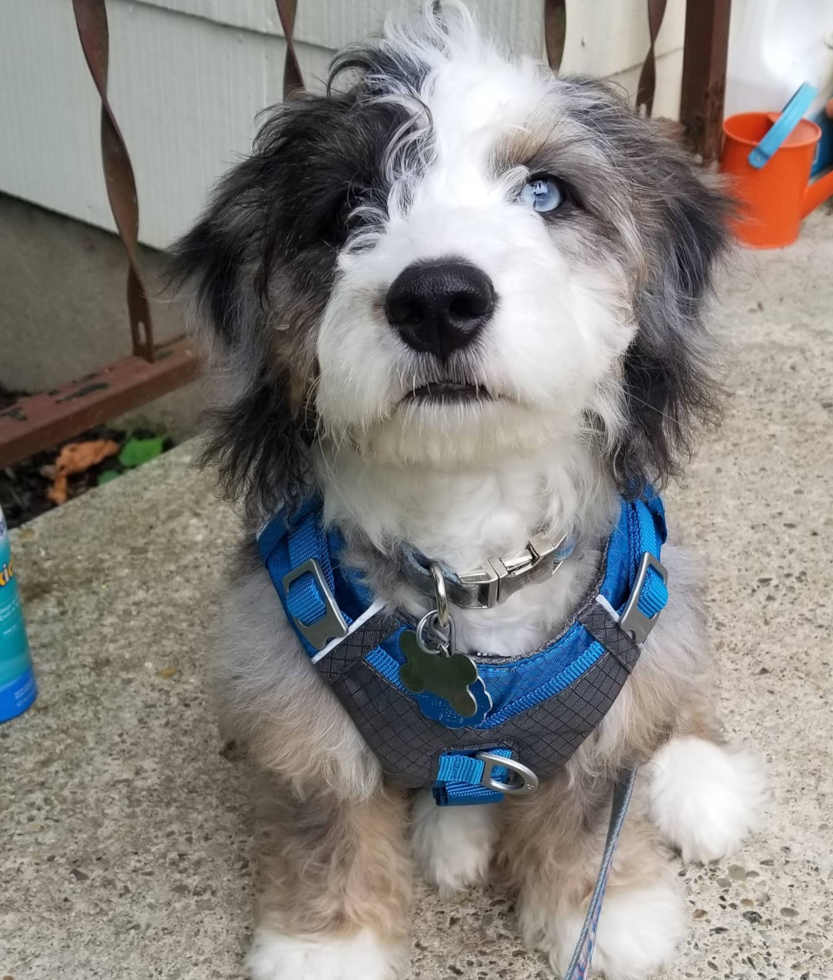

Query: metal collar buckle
<box><xmin>618</xmin><ymin>552</ymin><xmax>667</xmax><ymax>644</ymax></box>
<box><xmin>458</xmin><ymin>533</ymin><xmax>570</xmax><ymax>608</ymax></box>
<box><xmin>476</xmin><ymin>752</ymin><xmax>539</xmax><ymax>795</ymax></box>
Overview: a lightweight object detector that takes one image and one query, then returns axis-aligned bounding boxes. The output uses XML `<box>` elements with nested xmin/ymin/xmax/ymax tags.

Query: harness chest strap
<box><xmin>258</xmin><ymin>493</ymin><xmax>668</xmax><ymax>807</ymax></box>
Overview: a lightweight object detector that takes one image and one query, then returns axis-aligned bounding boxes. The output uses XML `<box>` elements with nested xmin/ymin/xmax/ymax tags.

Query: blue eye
<box><xmin>520</xmin><ymin>176</ymin><xmax>564</xmax><ymax>213</ymax></box>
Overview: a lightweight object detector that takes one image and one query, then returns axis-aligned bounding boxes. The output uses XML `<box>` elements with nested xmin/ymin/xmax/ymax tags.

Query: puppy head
<box><xmin>171</xmin><ymin>2</ymin><xmax>729</xmax><ymax>520</ymax></box>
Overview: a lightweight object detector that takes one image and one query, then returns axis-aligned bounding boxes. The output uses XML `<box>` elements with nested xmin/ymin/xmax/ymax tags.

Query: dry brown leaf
<box><xmin>47</xmin><ymin>439</ymin><xmax>120</xmax><ymax>505</ymax></box>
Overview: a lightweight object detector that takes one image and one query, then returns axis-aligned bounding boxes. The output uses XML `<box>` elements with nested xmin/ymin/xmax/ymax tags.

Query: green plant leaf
<box><xmin>118</xmin><ymin>436</ymin><xmax>165</xmax><ymax>469</ymax></box>
<box><xmin>97</xmin><ymin>469</ymin><xmax>121</xmax><ymax>486</ymax></box>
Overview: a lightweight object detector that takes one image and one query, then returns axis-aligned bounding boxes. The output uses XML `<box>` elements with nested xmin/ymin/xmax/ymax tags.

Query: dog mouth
<box><xmin>405</xmin><ymin>381</ymin><xmax>492</xmax><ymax>404</ymax></box>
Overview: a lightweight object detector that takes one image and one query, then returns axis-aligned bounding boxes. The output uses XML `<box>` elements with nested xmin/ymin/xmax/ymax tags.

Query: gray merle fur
<box><xmin>560</xmin><ymin>78</ymin><xmax>730</xmax><ymax>494</ymax></box>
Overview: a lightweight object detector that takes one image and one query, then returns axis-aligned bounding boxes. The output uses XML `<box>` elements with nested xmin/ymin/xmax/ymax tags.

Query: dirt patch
<box><xmin>1</xmin><ymin>385</ymin><xmax>173</xmax><ymax>529</ymax></box>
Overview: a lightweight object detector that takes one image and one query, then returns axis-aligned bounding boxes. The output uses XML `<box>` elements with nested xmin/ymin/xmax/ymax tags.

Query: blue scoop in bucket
<box><xmin>748</xmin><ymin>82</ymin><xmax>818</xmax><ymax>169</ymax></box>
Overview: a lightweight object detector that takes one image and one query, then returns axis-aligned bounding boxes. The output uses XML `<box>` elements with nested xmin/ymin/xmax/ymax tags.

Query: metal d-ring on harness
<box><xmin>258</xmin><ymin>491</ymin><xmax>669</xmax><ymax>978</ymax></box>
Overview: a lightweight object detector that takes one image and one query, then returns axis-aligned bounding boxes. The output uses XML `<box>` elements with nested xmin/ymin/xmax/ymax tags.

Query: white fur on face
<box><xmin>315</xmin><ymin>7</ymin><xmax>633</xmax><ymax>468</ymax></box>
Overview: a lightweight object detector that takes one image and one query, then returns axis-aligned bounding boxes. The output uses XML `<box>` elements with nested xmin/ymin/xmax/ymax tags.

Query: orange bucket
<box><xmin>720</xmin><ymin>108</ymin><xmax>833</xmax><ymax>248</ymax></box>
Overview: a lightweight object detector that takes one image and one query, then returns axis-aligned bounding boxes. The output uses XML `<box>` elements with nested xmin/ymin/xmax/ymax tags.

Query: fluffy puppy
<box><xmin>171</xmin><ymin>5</ymin><xmax>765</xmax><ymax>978</ymax></box>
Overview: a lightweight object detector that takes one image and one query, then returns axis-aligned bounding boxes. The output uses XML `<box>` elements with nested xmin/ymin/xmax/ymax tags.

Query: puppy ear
<box><xmin>611</xmin><ymin>132</ymin><xmax>731</xmax><ymax>495</ymax></box>
<box><xmin>171</xmin><ymin>79</ymin><xmax>414</xmax><ymax>519</ymax></box>
<box><xmin>168</xmin><ymin>132</ymin><xmax>314</xmax><ymax>522</ymax></box>
<box><xmin>197</xmin><ymin>366</ymin><xmax>312</xmax><ymax>521</ymax></box>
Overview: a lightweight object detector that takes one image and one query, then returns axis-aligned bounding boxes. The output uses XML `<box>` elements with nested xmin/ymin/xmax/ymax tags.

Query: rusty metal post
<box><xmin>544</xmin><ymin>0</ymin><xmax>567</xmax><ymax>72</ymax></box>
<box><xmin>274</xmin><ymin>0</ymin><xmax>304</xmax><ymax>96</ymax></box>
<box><xmin>679</xmin><ymin>0</ymin><xmax>732</xmax><ymax>162</ymax></box>
<box><xmin>72</xmin><ymin>0</ymin><xmax>155</xmax><ymax>362</ymax></box>
<box><xmin>0</xmin><ymin>0</ymin><xmax>199</xmax><ymax>467</ymax></box>
<box><xmin>636</xmin><ymin>0</ymin><xmax>668</xmax><ymax>118</ymax></box>
<box><xmin>0</xmin><ymin>338</ymin><xmax>197</xmax><ymax>467</ymax></box>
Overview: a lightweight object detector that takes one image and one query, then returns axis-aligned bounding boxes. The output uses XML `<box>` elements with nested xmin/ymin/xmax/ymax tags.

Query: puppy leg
<box><xmin>250</xmin><ymin>782</ymin><xmax>412</xmax><ymax>980</ymax></box>
<box><xmin>648</xmin><ymin>734</ymin><xmax>767</xmax><ymax>864</ymax></box>
<box><xmin>500</xmin><ymin>771</ymin><xmax>685</xmax><ymax>980</ymax></box>
<box><xmin>411</xmin><ymin>790</ymin><xmax>500</xmax><ymax>896</ymax></box>
<box><xmin>600</xmin><ymin>543</ymin><xmax>766</xmax><ymax>865</ymax></box>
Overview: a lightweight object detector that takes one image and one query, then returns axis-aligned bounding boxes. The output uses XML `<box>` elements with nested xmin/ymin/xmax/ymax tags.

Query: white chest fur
<box><xmin>315</xmin><ymin>439</ymin><xmax>619</xmax><ymax>657</ymax></box>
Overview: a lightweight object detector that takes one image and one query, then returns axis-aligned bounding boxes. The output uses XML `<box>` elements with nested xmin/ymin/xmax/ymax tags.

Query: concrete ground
<box><xmin>2</xmin><ymin>210</ymin><xmax>832</xmax><ymax>980</ymax></box>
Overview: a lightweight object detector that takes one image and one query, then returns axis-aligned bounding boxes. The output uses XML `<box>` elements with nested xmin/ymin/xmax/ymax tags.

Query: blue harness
<box><xmin>258</xmin><ymin>492</ymin><xmax>668</xmax><ymax>977</ymax></box>
<box><xmin>258</xmin><ymin>491</ymin><xmax>668</xmax><ymax>807</ymax></box>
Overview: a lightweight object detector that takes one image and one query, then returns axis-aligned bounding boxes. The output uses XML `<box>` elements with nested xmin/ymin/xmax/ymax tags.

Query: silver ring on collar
<box><xmin>415</xmin><ymin>609</ymin><xmax>454</xmax><ymax>657</ymax></box>
<box><xmin>428</xmin><ymin>562</ymin><xmax>449</xmax><ymax>631</ymax></box>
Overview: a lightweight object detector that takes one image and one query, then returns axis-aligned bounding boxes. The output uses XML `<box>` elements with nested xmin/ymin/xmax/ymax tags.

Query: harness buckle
<box><xmin>282</xmin><ymin>558</ymin><xmax>348</xmax><ymax>651</ymax></box>
<box><xmin>618</xmin><ymin>552</ymin><xmax>668</xmax><ymax>644</ymax></box>
<box><xmin>476</xmin><ymin>752</ymin><xmax>539</xmax><ymax>795</ymax></box>
<box><xmin>459</xmin><ymin>533</ymin><xmax>571</xmax><ymax>608</ymax></box>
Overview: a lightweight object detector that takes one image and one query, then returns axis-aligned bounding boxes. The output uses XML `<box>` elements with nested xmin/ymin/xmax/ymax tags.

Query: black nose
<box><xmin>385</xmin><ymin>260</ymin><xmax>495</xmax><ymax>360</ymax></box>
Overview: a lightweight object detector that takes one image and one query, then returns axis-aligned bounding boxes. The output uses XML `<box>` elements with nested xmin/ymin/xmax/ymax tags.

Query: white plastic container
<box><xmin>726</xmin><ymin>0</ymin><xmax>833</xmax><ymax>173</ymax></box>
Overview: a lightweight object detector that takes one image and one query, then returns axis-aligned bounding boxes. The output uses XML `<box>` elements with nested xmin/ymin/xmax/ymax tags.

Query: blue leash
<box><xmin>562</xmin><ymin>767</ymin><xmax>638</xmax><ymax>980</ymax></box>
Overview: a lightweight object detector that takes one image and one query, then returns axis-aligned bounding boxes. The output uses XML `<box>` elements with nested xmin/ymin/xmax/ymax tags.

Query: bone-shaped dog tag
<box><xmin>399</xmin><ymin>629</ymin><xmax>480</xmax><ymax>718</ymax></box>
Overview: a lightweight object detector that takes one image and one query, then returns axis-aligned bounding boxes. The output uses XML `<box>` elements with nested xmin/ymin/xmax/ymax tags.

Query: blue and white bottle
<box><xmin>0</xmin><ymin>503</ymin><xmax>37</xmax><ymax>722</ymax></box>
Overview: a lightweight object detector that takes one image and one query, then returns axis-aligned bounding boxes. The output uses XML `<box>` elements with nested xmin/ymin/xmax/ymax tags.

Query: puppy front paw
<box><xmin>648</xmin><ymin>736</ymin><xmax>767</xmax><ymax>864</ymax></box>
<box><xmin>411</xmin><ymin>790</ymin><xmax>499</xmax><ymax>896</ymax></box>
<box><xmin>540</xmin><ymin>877</ymin><xmax>686</xmax><ymax>980</ymax></box>
<box><xmin>248</xmin><ymin>928</ymin><xmax>405</xmax><ymax>980</ymax></box>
